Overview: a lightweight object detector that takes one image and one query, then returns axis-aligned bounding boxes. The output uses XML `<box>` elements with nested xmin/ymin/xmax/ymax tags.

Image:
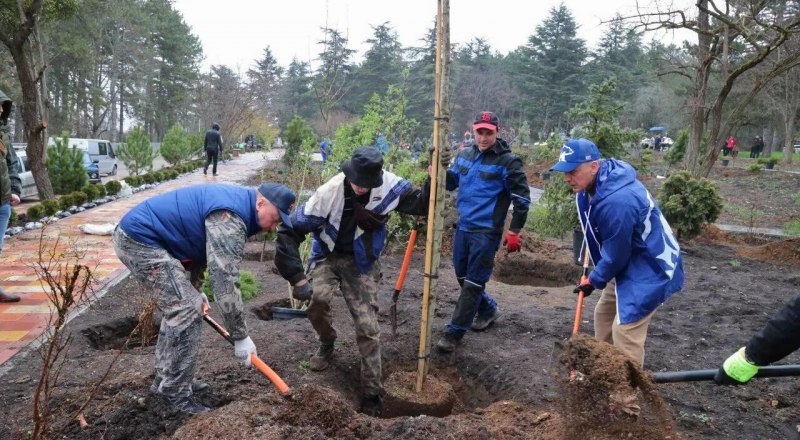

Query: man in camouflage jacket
<box><xmin>0</xmin><ymin>90</ymin><xmax>22</xmax><ymax>303</ymax></box>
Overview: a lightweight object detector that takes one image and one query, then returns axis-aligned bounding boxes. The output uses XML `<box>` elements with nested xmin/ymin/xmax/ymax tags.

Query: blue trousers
<box><xmin>447</xmin><ymin>230</ymin><xmax>500</xmax><ymax>337</ymax></box>
<box><xmin>0</xmin><ymin>203</ymin><xmax>11</xmax><ymax>252</ymax></box>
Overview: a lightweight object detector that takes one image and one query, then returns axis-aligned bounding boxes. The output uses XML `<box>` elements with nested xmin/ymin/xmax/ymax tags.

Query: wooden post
<box><xmin>416</xmin><ymin>0</ymin><xmax>450</xmax><ymax>393</ymax></box>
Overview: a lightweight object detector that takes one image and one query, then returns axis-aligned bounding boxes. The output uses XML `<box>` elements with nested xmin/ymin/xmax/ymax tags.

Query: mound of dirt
<box><xmin>276</xmin><ymin>384</ymin><xmax>355</xmax><ymax>435</ymax></box>
<box><xmin>737</xmin><ymin>237</ymin><xmax>800</xmax><ymax>267</ymax></box>
<box><xmin>693</xmin><ymin>224</ymin><xmax>745</xmax><ymax>246</ymax></box>
<box><xmin>559</xmin><ymin>334</ymin><xmax>675</xmax><ymax>440</ymax></box>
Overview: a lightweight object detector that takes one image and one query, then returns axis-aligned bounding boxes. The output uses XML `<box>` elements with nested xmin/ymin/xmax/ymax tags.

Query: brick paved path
<box><xmin>0</xmin><ymin>152</ymin><xmax>269</xmax><ymax>365</ymax></box>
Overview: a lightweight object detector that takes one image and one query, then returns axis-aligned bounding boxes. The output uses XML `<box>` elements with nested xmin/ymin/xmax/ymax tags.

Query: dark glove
<box><xmin>292</xmin><ymin>282</ymin><xmax>313</xmax><ymax>301</ymax></box>
<box><xmin>714</xmin><ymin>347</ymin><xmax>759</xmax><ymax>385</ymax></box>
<box><xmin>352</xmin><ymin>201</ymin><xmax>389</xmax><ymax>231</ymax></box>
<box><xmin>439</xmin><ymin>147</ymin><xmax>453</xmax><ymax>167</ymax></box>
<box><xmin>573</xmin><ymin>282</ymin><xmax>596</xmax><ymax>297</ymax></box>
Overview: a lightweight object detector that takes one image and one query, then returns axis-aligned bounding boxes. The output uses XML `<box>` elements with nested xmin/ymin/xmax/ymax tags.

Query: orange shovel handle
<box><xmin>572</xmin><ymin>244</ymin><xmax>592</xmax><ymax>335</ymax></box>
<box><xmin>251</xmin><ymin>354</ymin><xmax>291</xmax><ymax>396</ymax></box>
<box><xmin>394</xmin><ymin>229</ymin><xmax>418</xmax><ymax>291</ymax></box>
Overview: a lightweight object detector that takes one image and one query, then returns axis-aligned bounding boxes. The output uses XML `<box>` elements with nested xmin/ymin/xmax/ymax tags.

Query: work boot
<box><xmin>360</xmin><ymin>394</ymin><xmax>383</xmax><ymax>417</ymax></box>
<box><xmin>162</xmin><ymin>394</ymin><xmax>211</xmax><ymax>415</ymax></box>
<box><xmin>309</xmin><ymin>343</ymin><xmax>335</xmax><ymax>371</ymax></box>
<box><xmin>435</xmin><ymin>332</ymin><xmax>460</xmax><ymax>353</ymax></box>
<box><xmin>0</xmin><ymin>288</ymin><xmax>20</xmax><ymax>303</ymax></box>
<box><xmin>472</xmin><ymin>308</ymin><xmax>500</xmax><ymax>331</ymax></box>
<box><xmin>150</xmin><ymin>378</ymin><xmax>209</xmax><ymax>394</ymax></box>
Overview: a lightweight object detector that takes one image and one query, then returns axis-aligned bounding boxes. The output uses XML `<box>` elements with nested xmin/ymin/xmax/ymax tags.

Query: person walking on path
<box><xmin>550</xmin><ymin>138</ymin><xmax>684</xmax><ymax>366</ymax></box>
<box><xmin>204</xmin><ymin>123</ymin><xmax>223</xmax><ymax>176</ymax></box>
<box><xmin>435</xmin><ymin>111</ymin><xmax>531</xmax><ymax>353</ymax></box>
<box><xmin>275</xmin><ymin>146</ymin><xmax>440</xmax><ymax>416</ymax></box>
<box><xmin>715</xmin><ymin>291</ymin><xmax>800</xmax><ymax>385</ymax></box>
<box><xmin>113</xmin><ymin>182</ymin><xmax>295</xmax><ymax>414</ymax></box>
<box><xmin>0</xmin><ymin>90</ymin><xmax>22</xmax><ymax>303</ymax></box>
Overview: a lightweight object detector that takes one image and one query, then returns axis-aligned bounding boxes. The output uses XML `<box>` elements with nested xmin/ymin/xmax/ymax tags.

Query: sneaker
<box><xmin>309</xmin><ymin>343</ymin><xmax>335</xmax><ymax>371</ymax></box>
<box><xmin>360</xmin><ymin>394</ymin><xmax>383</xmax><ymax>417</ymax></box>
<box><xmin>150</xmin><ymin>378</ymin><xmax>209</xmax><ymax>394</ymax></box>
<box><xmin>0</xmin><ymin>289</ymin><xmax>20</xmax><ymax>303</ymax></box>
<box><xmin>435</xmin><ymin>332</ymin><xmax>460</xmax><ymax>353</ymax></box>
<box><xmin>471</xmin><ymin>308</ymin><xmax>500</xmax><ymax>331</ymax></box>
<box><xmin>162</xmin><ymin>394</ymin><xmax>210</xmax><ymax>415</ymax></box>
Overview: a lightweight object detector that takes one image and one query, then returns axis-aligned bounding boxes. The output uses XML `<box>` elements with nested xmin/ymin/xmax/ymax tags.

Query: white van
<box><xmin>48</xmin><ymin>138</ymin><xmax>119</xmax><ymax>176</ymax></box>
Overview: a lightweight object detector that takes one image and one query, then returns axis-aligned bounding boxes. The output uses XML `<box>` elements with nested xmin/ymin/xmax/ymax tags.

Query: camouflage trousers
<box><xmin>112</xmin><ymin>227</ymin><xmax>205</xmax><ymax>400</ymax></box>
<box><xmin>307</xmin><ymin>252</ymin><xmax>382</xmax><ymax>397</ymax></box>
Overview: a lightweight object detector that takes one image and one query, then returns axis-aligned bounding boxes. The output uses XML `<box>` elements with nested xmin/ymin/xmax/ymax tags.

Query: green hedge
<box><xmin>105</xmin><ymin>180</ymin><xmax>122</xmax><ymax>195</ymax></box>
<box><xmin>41</xmin><ymin>200</ymin><xmax>59</xmax><ymax>217</ymax></box>
<box><xmin>69</xmin><ymin>191</ymin><xmax>88</xmax><ymax>206</ymax></box>
<box><xmin>26</xmin><ymin>204</ymin><xmax>44</xmax><ymax>221</ymax></box>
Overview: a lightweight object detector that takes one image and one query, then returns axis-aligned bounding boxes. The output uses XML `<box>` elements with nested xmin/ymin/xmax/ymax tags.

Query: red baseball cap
<box><xmin>473</xmin><ymin>111</ymin><xmax>499</xmax><ymax>132</ymax></box>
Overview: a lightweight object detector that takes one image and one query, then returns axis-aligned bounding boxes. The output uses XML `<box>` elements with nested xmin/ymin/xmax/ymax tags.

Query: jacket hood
<box><xmin>0</xmin><ymin>90</ymin><xmax>12</xmax><ymax>123</ymax></box>
<box><xmin>488</xmin><ymin>137</ymin><xmax>511</xmax><ymax>155</ymax></box>
<box><xmin>592</xmin><ymin>159</ymin><xmax>637</xmax><ymax>203</ymax></box>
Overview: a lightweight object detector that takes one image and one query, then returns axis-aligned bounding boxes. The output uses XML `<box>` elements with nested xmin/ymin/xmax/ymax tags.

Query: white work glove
<box><xmin>195</xmin><ymin>294</ymin><xmax>210</xmax><ymax>316</ymax></box>
<box><xmin>234</xmin><ymin>336</ymin><xmax>257</xmax><ymax>367</ymax></box>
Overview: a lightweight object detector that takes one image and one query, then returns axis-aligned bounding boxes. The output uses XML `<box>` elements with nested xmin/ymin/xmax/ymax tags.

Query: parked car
<box><xmin>14</xmin><ymin>146</ymin><xmax>100</xmax><ymax>200</ymax></box>
<box><xmin>12</xmin><ymin>147</ymin><xmax>38</xmax><ymax>200</ymax></box>
<box><xmin>48</xmin><ymin>137</ymin><xmax>118</xmax><ymax>176</ymax></box>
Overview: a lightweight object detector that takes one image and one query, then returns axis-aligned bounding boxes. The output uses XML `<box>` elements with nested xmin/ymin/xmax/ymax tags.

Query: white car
<box><xmin>12</xmin><ymin>147</ymin><xmax>38</xmax><ymax>200</ymax></box>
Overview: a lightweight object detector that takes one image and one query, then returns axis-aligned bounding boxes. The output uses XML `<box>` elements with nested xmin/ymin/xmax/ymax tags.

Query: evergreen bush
<box><xmin>81</xmin><ymin>184</ymin><xmax>100</xmax><ymax>201</ymax></box>
<box><xmin>658</xmin><ymin>171</ymin><xmax>723</xmax><ymax>240</ymax></box>
<box><xmin>526</xmin><ymin>177</ymin><xmax>579</xmax><ymax>239</ymax></box>
<box><xmin>747</xmin><ymin>163</ymin><xmax>762</xmax><ymax>173</ymax></box>
<box><xmin>9</xmin><ymin>208</ymin><xmax>17</xmax><ymax>226</ymax></box>
<box><xmin>202</xmin><ymin>270</ymin><xmax>260</xmax><ymax>302</ymax></box>
<box><xmin>26</xmin><ymin>204</ymin><xmax>45</xmax><ymax>221</ymax></box>
<box><xmin>41</xmin><ymin>200</ymin><xmax>59</xmax><ymax>217</ymax></box>
<box><xmin>160</xmin><ymin>123</ymin><xmax>194</xmax><ymax>166</ymax></box>
<box><xmin>59</xmin><ymin>194</ymin><xmax>76</xmax><ymax>211</ymax></box>
<box><xmin>141</xmin><ymin>173</ymin><xmax>155</xmax><ymax>184</ymax></box>
<box><xmin>46</xmin><ymin>133</ymin><xmax>88</xmax><ymax>194</ymax></box>
<box><xmin>116</xmin><ymin>126</ymin><xmax>155</xmax><ymax>176</ymax></box>
<box><xmin>69</xmin><ymin>191</ymin><xmax>88</xmax><ymax>206</ymax></box>
<box><xmin>95</xmin><ymin>185</ymin><xmax>107</xmax><ymax>198</ymax></box>
<box><xmin>105</xmin><ymin>180</ymin><xmax>122</xmax><ymax>195</ymax></box>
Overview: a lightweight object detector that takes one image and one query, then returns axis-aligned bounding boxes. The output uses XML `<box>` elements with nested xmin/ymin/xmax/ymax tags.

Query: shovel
<box><xmin>390</xmin><ymin>223</ymin><xmax>420</xmax><ymax>336</ymax></box>
<box><xmin>572</xmin><ymin>244</ymin><xmax>592</xmax><ymax>335</ymax></box>
<box><xmin>202</xmin><ymin>304</ymin><xmax>292</xmax><ymax>396</ymax></box>
<box><xmin>651</xmin><ymin>365</ymin><xmax>800</xmax><ymax>383</ymax></box>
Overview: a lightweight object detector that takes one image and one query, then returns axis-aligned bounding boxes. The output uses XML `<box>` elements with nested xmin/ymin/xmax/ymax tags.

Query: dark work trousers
<box><xmin>204</xmin><ymin>149</ymin><xmax>219</xmax><ymax>175</ymax></box>
<box><xmin>446</xmin><ymin>230</ymin><xmax>501</xmax><ymax>338</ymax></box>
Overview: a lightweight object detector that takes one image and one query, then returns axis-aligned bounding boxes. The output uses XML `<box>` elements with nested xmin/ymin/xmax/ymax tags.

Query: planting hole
<box><xmin>493</xmin><ymin>254</ymin><xmax>579</xmax><ymax>287</ymax></box>
<box><xmin>82</xmin><ymin>316</ymin><xmax>158</xmax><ymax>350</ymax></box>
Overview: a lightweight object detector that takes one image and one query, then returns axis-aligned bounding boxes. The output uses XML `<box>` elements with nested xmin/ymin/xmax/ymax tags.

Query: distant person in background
<box><xmin>461</xmin><ymin>131</ymin><xmax>474</xmax><ymax>152</ymax></box>
<box><xmin>412</xmin><ymin>137</ymin><xmax>423</xmax><ymax>161</ymax></box>
<box><xmin>375</xmin><ymin>133</ymin><xmax>389</xmax><ymax>155</ymax></box>
<box><xmin>320</xmin><ymin>139</ymin><xmax>331</xmax><ymax>163</ymax></box>
<box><xmin>653</xmin><ymin>134</ymin><xmax>662</xmax><ymax>151</ymax></box>
<box><xmin>0</xmin><ymin>90</ymin><xmax>22</xmax><ymax>303</ymax></box>
<box><xmin>726</xmin><ymin>135</ymin><xmax>738</xmax><ymax>158</ymax></box>
<box><xmin>204</xmin><ymin>123</ymin><xmax>223</xmax><ymax>176</ymax></box>
<box><xmin>750</xmin><ymin>136</ymin><xmax>764</xmax><ymax>159</ymax></box>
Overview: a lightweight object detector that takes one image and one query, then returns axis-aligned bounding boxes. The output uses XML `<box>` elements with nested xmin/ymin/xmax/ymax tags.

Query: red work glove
<box><xmin>503</xmin><ymin>231</ymin><xmax>521</xmax><ymax>253</ymax></box>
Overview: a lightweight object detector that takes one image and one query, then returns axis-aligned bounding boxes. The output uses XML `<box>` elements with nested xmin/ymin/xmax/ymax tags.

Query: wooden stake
<box><xmin>416</xmin><ymin>0</ymin><xmax>450</xmax><ymax>393</ymax></box>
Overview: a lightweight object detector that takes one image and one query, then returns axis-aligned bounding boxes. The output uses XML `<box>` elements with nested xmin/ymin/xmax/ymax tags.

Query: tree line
<box><xmin>1</xmin><ymin>1</ymin><xmax>799</xmax><ymax>200</ymax></box>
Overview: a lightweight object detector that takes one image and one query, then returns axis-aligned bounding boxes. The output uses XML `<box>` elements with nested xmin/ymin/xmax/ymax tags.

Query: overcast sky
<box><xmin>172</xmin><ymin>0</ymin><xmax>693</xmax><ymax>72</ymax></box>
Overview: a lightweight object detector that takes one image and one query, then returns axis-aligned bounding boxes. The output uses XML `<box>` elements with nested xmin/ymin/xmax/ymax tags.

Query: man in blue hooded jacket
<box><xmin>551</xmin><ymin>138</ymin><xmax>683</xmax><ymax>366</ymax></box>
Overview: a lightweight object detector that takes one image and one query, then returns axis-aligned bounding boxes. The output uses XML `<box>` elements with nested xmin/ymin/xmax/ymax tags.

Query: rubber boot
<box><xmin>360</xmin><ymin>394</ymin><xmax>383</xmax><ymax>417</ymax></box>
<box><xmin>151</xmin><ymin>377</ymin><xmax>209</xmax><ymax>394</ymax></box>
<box><xmin>162</xmin><ymin>394</ymin><xmax>210</xmax><ymax>415</ymax></box>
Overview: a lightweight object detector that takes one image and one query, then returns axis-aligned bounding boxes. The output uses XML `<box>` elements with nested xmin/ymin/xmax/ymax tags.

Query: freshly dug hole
<box><xmin>251</xmin><ymin>298</ymin><xmax>292</xmax><ymax>320</ymax></box>
<box><xmin>493</xmin><ymin>252</ymin><xmax>579</xmax><ymax>287</ymax></box>
<box><xmin>559</xmin><ymin>334</ymin><xmax>676</xmax><ymax>440</ymax></box>
<box><xmin>382</xmin><ymin>371</ymin><xmax>456</xmax><ymax>418</ymax></box>
<box><xmin>82</xmin><ymin>316</ymin><xmax>159</xmax><ymax>350</ymax></box>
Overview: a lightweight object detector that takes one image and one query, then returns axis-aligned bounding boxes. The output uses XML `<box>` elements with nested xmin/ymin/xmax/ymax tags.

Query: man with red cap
<box><xmin>436</xmin><ymin>111</ymin><xmax>531</xmax><ymax>352</ymax></box>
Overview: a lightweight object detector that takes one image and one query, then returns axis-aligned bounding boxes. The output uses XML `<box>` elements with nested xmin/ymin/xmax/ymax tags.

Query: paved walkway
<box><xmin>0</xmin><ymin>152</ymin><xmax>268</xmax><ymax>366</ymax></box>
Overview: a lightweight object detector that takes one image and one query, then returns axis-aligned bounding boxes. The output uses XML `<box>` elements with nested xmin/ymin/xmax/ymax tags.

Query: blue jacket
<box><xmin>120</xmin><ymin>184</ymin><xmax>262</xmax><ymax>265</ymax></box>
<box><xmin>579</xmin><ymin>159</ymin><xmax>683</xmax><ymax>324</ymax></box>
<box><xmin>446</xmin><ymin>138</ymin><xmax>530</xmax><ymax>233</ymax></box>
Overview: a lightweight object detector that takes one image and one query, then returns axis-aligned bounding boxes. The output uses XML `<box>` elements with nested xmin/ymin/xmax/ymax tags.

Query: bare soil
<box><xmin>1</xmin><ymin>229</ymin><xmax>800</xmax><ymax>439</ymax></box>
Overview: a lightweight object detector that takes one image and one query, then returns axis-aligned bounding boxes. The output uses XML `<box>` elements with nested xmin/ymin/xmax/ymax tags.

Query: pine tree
<box><xmin>46</xmin><ymin>134</ymin><xmax>88</xmax><ymax>195</ymax></box>
<box><xmin>345</xmin><ymin>22</ymin><xmax>405</xmax><ymax>113</ymax></box>
<box><xmin>160</xmin><ymin>123</ymin><xmax>192</xmax><ymax>166</ymax></box>
<box><xmin>117</xmin><ymin>126</ymin><xmax>154</xmax><ymax>176</ymax></box>
<box><xmin>248</xmin><ymin>46</ymin><xmax>283</xmax><ymax>117</ymax></box>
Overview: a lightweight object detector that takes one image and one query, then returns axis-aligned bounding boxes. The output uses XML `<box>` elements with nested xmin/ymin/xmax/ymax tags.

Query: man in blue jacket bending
<box><xmin>551</xmin><ymin>138</ymin><xmax>683</xmax><ymax>366</ymax></box>
<box><xmin>114</xmin><ymin>182</ymin><xmax>295</xmax><ymax>414</ymax></box>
